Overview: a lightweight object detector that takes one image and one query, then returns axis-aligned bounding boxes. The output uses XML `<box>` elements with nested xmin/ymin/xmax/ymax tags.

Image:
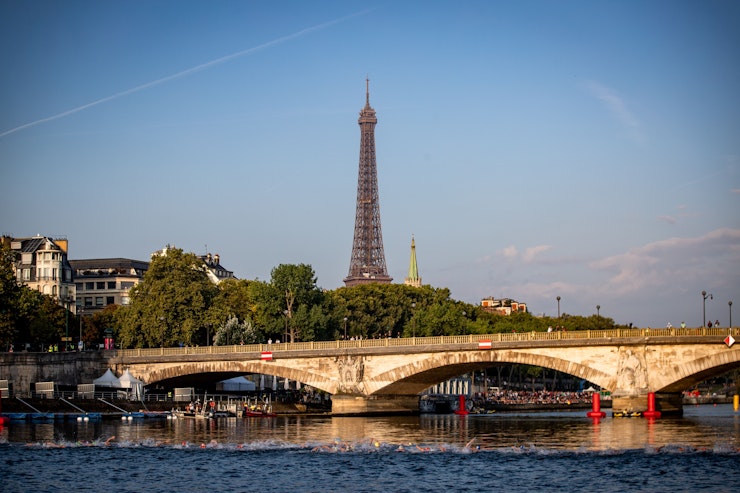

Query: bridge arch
<box><xmin>652</xmin><ymin>350</ymin><xmax>740</xmax><ymax>393</ymax></box>
<box><xmin>118</xmin><ymin>360</ymin><xmax>337</xmax><ymax>394</ymax></box>
<box><xmin>365</xmin><ymin>349</ymin><xmax>616</xmax><ymax>395</ymax></box>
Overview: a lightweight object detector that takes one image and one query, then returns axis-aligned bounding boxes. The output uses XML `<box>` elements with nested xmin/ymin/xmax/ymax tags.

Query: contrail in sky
<box><xmin>0</xmin><ymin>10</ymin><xmax>371</xmax><ymax>139</ymax></box>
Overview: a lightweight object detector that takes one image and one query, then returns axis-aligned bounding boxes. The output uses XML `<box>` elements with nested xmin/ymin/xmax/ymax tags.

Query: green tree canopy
<box><xmin>115</xmin><ymin>247</ymin><xmax>218</xmax><ymax>348</ymax></box>
<box><xmin>268</xmin><ymin>264</ymin><xmax>324</xmax><ymax>342</ymax></box>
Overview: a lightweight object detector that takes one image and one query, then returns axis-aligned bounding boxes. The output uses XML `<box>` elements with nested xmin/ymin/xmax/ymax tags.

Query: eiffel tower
<box><xmin>344</xmin><ymin>79</ymin><xmax>392</xmax><ymax>287</ymax></box>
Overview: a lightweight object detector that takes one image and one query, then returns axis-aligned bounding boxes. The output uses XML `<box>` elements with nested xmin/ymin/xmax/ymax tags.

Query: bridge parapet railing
<box><xmin>116</xmin><ymin>327</ymin><xmax>739</xmax><ymax>358</ymax></box>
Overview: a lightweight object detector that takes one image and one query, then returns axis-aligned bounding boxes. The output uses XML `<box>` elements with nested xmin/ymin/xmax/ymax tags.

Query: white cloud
<box><xmin>589</xmin><ymin>228</ymin><xmax>740</xmax><ymax>295</ymax></box>
<box><xmin>522</xmin><ymin>245</ymin><xmax>553</xmax><ymax>263</ymax></box>
<box><xmin>497</xmin><ymin>244</ymin><xmax>553</xmax><ymax>264</ymax></box>
<box><xmin>585</xmin><ymin>80</ymin><xmax>644</xmax><ymax>142</ymax></box>
<box><xmin>501</xmin><ymin>245</ymin><xmax>518</xmax><ymax>259</ymax></box>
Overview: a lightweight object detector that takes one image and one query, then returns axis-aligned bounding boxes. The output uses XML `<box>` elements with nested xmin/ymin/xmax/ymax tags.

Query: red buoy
<box><xmin>0</xmin><ymin>389</ymin><xmax>8</xmax><ymax>426</ymax></box>
<box><xmin>642</xmin><ymin>392</ymin><xmax>661</xmax><ymax>419</ymax></box>
<box><xmin>454</xmin><ymin>394</ymin><xmax>469</xmax><ymax>415</ymax></box>
<box><xmin>586</xmin><ymin>391</ymin><xmax>606</xmax><ymax>418</ymax></box>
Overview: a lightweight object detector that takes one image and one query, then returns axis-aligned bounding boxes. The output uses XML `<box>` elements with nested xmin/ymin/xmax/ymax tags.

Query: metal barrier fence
<box><xmin>118</xmin><ymin>327</ymin><xmax>740</xmax><ymax>358</ymax></box>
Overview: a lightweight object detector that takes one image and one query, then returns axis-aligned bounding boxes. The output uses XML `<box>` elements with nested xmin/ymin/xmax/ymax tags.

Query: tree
<box><xmin>115</xmin><ymin>247</ymin><xmax>218</xmax><ymax>348</ymax></box>
<box><xmin>0</xmin><ymin>242</ymin><xmax>21</xmax><ymax>349</ymax></box>
<box><xmin>214</xmin><ymin>315</ymin><xmax>258</xmax><ymax>345</ymax></box>
<box><xmin>269</xmin><ymin>264</ymin><xmax>323</xmax><ymax>342</ymax></box>
<box><xmin>14</xmin><ymin>288</ymin><xmax>67</xmax><ymax>350</ymax></box>
<box><xmin>83</xmin><ymin>305</ymin><xmax>118</xmax><ymax>348</ymax></box>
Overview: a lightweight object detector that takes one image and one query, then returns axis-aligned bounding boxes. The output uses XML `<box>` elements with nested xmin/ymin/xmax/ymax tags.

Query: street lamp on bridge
<box><xmin>343</xmin><ymin>317</ymin><xmax>348</xmax><ymax>339</ymax></box>
<box><xmin>556</xmin><ymin>296</ymin><xmax>561</xmax><ymax>318</ymax></box>
<box><xmin>730</xmin><ymin>301</ymin><xmax>733</xmax><ymax>328</ymax></box>
<box><xmin>702</xmin><ymin>291</ymin><xmax>712</xmax><ymax>327</ymax></box>
<box><xmin>596</xmin><ymin>305</ymin><xmax>600</xmax><ymax>317</ymax></box>
<box><xmin>411</xmin><ymin>302</ymin><xmax>416</xmax><ymax>337</ymax></box>
<box><xmin>283</xmin><ymin>310</ymin><xmax>289</xmax><ymax>343</ymax></box>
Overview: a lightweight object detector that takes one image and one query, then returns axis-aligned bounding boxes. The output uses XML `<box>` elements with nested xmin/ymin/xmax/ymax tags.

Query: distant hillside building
<box><xmin>69</xmin><ymin>258</ymin><xmax>149</xmax><ymax>314</ymax></box>
<box><xmin>3</xmin><ymin>235</ymin><xmax>75</xmax><ymax>311</ymax></box>
<box><xmin>199</xmin><ymin>252</ymin><xmax>235</xmax><ymax>284</ymax></box>
<box><xmin>404</xmin><ymin>236</ymin><xmax>422</xmax><ymax>288</ymax></box>
<box><xmin>152</xmin><ymin>245</ymin><xmax>235</xmax><ymax>284</ymax></box>
<box><xmin>481</xmin><ymin>297</ymin><xmax>527</xmax><ymax>315</ymax></box>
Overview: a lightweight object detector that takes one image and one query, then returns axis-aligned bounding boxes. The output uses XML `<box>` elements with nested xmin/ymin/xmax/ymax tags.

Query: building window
<box><xmin>121</xmin><ymin>281</ymin><xmax>135</xmax><ymax>289</ymax></box>
<box><xmin>95</xmin><ymin>297</ymin><xmax>104</xmax><ymax>306</ymax></box>
<box><xmin>84</xmin><ymin>297</ymin><xmax>93</xmax><ymax>307</ymax></box>
<box><xmin>121</xmin><ymin>296</ymin><xmax>130</xmax><ymax>306</ymax></box>
<box><xmin>86</xmin><ymin>282</ymin><xmax>94</xmax><ymax>290</ymax></box>
<box><xmin>107</xmin><ymin>281</ymin><xmax>116</xmax><ymax>289</ymax></box>
<box><xmin>23</xmin><ymin>268</ymin><xmax>31</xmax><ymax>281</ymax></box>
<box><xmin>75</xmin><ymin>282</ymin><xmax>83</xmax><ymax>291</ymax></box>
<box><xmin>96</xmin><ymin>282</ymin><xmax>105</xmax><ymax>290</ymax></box>
<box><xmin>106</xmin><ymin>296</ymin><xmax>114</xmax><ymax>305</ymax></box>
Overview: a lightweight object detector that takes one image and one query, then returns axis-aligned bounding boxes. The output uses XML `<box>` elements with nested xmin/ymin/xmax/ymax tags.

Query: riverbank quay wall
<box><xmin>0</xmin><ymin>351</ymin><xmax>110</xmax><ymax>396</ymax></box>
<box><xmin>110</xmin><ymin>328</ymin><xmax>740</xmax><ymax>416</ymax></box>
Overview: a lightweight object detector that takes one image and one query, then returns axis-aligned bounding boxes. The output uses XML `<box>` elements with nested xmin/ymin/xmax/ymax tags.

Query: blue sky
<box><xmin>1</xmin><ymin>1</ymin><xmax>738</xmax><ymax>328</ymax></box>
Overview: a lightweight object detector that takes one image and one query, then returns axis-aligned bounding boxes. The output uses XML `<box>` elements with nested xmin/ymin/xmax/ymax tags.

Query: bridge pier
<box><xmin>331</xmin><ymin>394</ymin><xmax>420</xmax><ymax>416</ymax></box>
<box><xmin>611</xmin><ymin>392</ymin><xmax>683</xmax><ymax>417</ymax></box>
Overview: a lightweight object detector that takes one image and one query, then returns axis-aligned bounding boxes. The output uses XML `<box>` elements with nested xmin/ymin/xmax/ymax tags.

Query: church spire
<box><xmin>404</xmin><ymin>235</ymin><xmax>422</xmax><ymax>288</ymax></box>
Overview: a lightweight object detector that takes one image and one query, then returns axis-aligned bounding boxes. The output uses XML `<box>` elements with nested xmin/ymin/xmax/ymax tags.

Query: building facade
<box><xmin>3</xmin><ymin>235</ymin><xmax>75</xmax><ymax>310</ymax></box>
<box><xmin>481</xmin><ymin>297</ymin><xmax>528</xmax><ymax>315</ymax></box>
<box><xmin>199</xmin><ymin>252</ymin><xmax>235</xmax><ymax>284</ymax></box>
<box><xmin>70</xmin><ymin>258</ymin><xmax>149</xmax><ymax>314</ymax></box>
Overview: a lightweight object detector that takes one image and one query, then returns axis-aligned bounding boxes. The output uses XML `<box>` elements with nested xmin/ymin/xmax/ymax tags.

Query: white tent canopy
<box><xmin>118</xmin><ymin>369</ymin><xmax>144</xmax><ymax>400</ymax></box>
<box><xmin>217</xmin><ymin>376</ymin><xmax>256</xmax><ymax>392</ymax></box>
<box><xmin>93</xmin><ymin>369</ymin><xmax>121</xmax><ymax>388</ymax></box>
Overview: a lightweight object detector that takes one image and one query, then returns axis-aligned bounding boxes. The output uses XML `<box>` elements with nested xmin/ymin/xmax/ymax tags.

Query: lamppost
<box><xmin>596</xmin><ymin>305</ymin><xmax>600</xmax><ymax>317</ymax></box>
<box><xmin>159</xmin><ymin>316</ymin><xmax>166</xmax><ymax>347</ymax></box>
<box><xmin>462</xmin><ymin>310</ymin><xmax>467</xmax><ymax>335</ymax></box>
<box><xmin>411</xmin><ymin>302</ymin><xmax>416</xmax><ymax>338</ymax></box>
<box><xmin>556</xmin><ymin>296</ymin><xmax>561</xmax><ymax>318</ymax></box>
<box><xmin>702</xmin><ymin>291</ymin><xmax>712</xmax><ymax>327</ymax></box>
<box><xmin>78</xmin><ymin>306</ymin><xmax>84</xmax><ymax>351</ymax></box>
<box><xmin>343</xmin><ymin>317</ymin><xmax>348</xmax><ymax>339</ymax></box>
<box><xmin>729</xmin><ymin>301</ymin><xmax>733</xmax><ymax>328</ymax></box>
<box><xmin>283</xmin><ymin>310</ymin><xmax>289</xmax><ymax>343</ymax></box>
<box><xmin>64</xmin><ymin>297</ymin><xmax>70</xmax><ymax>351</ymax></box>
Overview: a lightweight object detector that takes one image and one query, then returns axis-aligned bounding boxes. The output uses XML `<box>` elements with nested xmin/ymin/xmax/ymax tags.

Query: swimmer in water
<box><xmin>464</xmin><ymin>438</ymin><xmax>479</xmax><ymax>452</ymax></box>
<box><xmin>104</xmin><ymin>436</ymin><xmax>116</xmax><ymax>446</ymax></box>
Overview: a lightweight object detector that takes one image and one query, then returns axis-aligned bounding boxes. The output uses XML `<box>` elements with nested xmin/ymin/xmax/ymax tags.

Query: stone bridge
<box><xmin>109</xmin><ymin>327</ymin><xmax>739</xmax><ymax>415</ymax></box>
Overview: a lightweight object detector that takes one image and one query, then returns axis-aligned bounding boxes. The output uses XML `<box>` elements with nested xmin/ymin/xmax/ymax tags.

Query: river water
<box><xmin>2</xmin><ymin>404</ymin><xmax>739</xmax><ymax>493</ymax></box>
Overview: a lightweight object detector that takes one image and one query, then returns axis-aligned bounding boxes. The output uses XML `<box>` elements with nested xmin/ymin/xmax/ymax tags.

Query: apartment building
<box><xmin>70</xmin><ymin>258</ymin><xmax>149</xmax><ymax>314</ymax></box>
<box><xmin>3</xmin><ymin>235</ymin><xmax>75</xmax><ymax>310</ymax></box>
<box><xmin>480</xmin><ymin>297</ymin><xmax>528</xmax><ymax>315</ymax></box>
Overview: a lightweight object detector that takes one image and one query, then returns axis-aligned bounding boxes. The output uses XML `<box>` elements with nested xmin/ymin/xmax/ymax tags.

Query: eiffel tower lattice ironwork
<box><xmin>344</xmin><ymin>79</ymin><xmax>392</xmax><ymax>287</ymax></box>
